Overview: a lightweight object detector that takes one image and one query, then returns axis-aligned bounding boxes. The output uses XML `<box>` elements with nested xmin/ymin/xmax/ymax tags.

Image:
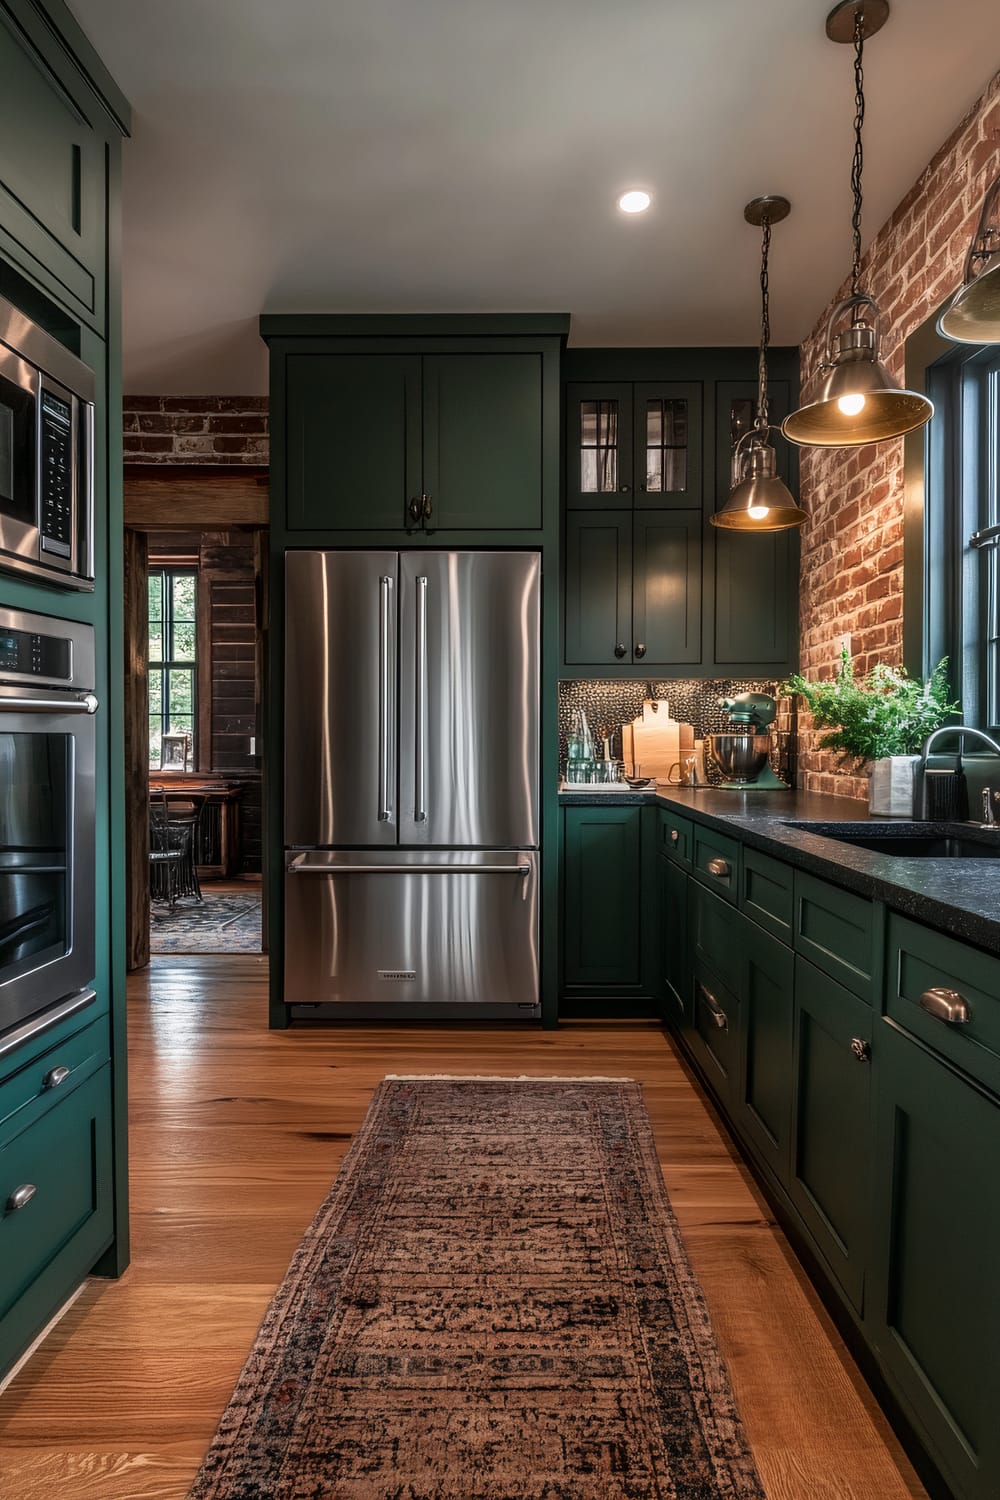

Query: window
<box><xmin>925</xmin><ymin>345</ymin><xmax>1000</xmax><ymax>727</ymax></box>
<box><xmin>148</xmin><ymin>569</ymin><xmax>197</xmax><ymax>767</ymax></box>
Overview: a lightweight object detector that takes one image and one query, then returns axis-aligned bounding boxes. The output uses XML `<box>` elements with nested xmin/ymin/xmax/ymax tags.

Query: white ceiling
<box><xmin>68</xmin><ymin>0</ymin><xmax>1000</xmax><ymax>395</ymax></box>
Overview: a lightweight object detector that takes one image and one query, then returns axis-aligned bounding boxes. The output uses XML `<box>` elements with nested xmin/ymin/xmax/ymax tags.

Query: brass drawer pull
<box><xmin>849</xmin><ymin>1037</ymin><xmax>871</xmax><ymax>1062</ymax></box>
<box><xmin>919</xmin><ymin>987</ymin><xmax>972</xmax><ymax>1025</ymax></box>
<box><xmin>700</xmin><ymin>984</ymin><xmax>728</xmax><ymax>1031</ymax></box>
<box><xmin>43</xmin><ymin>1065</ymin><xmax>71</xmax><ymax>1089</ymax></box>
<box><xmin>6</xmin><ymin>1183</ymin><xmax>37</xmax><ymax>1213</ymax></box>
<box><xmin>670</xmin><ymin>829</ymin><xmax>680</xmax><ymax>844</ymax></box>
<box><xmin>706</xmin><ymin>857</ymin><xmax>731</xmax><ymax>878</ymax></box>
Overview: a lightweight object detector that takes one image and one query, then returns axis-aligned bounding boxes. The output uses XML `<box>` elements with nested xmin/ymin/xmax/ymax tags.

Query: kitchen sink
<box><xmin>783</xmin><ymin>821</ymin><xmax>1000</xmax><ymax>858</ymax></box>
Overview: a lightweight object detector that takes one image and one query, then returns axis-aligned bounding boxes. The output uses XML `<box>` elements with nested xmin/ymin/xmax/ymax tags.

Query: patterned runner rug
<box><xmin>189</xmin><ymin>1076</ymin><xmax>766</xmax><ymax>1500</ymax></box>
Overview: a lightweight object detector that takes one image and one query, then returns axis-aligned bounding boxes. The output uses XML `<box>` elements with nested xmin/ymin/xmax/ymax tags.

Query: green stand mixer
<box><xmin>707</xmin><ymin>692</ymin><xmax>788</xmax><ymax>790</ymax></box>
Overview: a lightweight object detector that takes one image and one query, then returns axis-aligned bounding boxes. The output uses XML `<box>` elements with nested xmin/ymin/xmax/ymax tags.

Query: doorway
<box><xmin>123</xmin><ymin>465</ymin><xmax>268</xmax><ymax>969</ymax></box>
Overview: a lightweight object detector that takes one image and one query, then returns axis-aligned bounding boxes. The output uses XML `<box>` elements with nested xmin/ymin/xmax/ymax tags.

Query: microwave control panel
<box><xmin>0</xmin><ymin>627</ymin><xmax>71</xmax><ymax>683</ymax></box>
<box><xmin>39</xmin><ymin>388</ymin><xmax>73</xmax><ymax>558</ymax></box>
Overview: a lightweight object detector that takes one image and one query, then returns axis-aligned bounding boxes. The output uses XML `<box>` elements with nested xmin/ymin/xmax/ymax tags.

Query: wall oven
<box><xmin>0</xmin><ymin>293</ymin><xmax>95</xmax><ymax>590</ymax></box>
<box><xmin>0</xmin><ymin>607</ymin><xmax>97</xmax><ymax>1054</ymax></box>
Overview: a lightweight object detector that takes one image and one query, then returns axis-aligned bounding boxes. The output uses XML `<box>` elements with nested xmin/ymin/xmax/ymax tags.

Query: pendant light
<box><xmin>783</xmin><ymin>0</ymin><xmax>933</xmax><ymax>447</ymax></box>
<box><xmin>937</xmin><ymin>173</ymin><xmax>1000</xmax><ymax>342</ymax></box>
<box><xmin>712</xmin><ymin>197</ymin><xmax>807</xmax><ymax>531</ymax></box>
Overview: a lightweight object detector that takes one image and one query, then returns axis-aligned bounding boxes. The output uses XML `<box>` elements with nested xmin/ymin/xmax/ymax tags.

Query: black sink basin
<box><xmin>783</xmin><ymin>821</ymin><xmax>1000</xmax><ymax>858</ymax></box>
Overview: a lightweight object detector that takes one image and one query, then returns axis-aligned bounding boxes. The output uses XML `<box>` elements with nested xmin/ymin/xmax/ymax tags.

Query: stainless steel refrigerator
<box><xmin>283</xmin><ymin>549</ymin><xmax>540</xmax><ymax>1020</ymax></box>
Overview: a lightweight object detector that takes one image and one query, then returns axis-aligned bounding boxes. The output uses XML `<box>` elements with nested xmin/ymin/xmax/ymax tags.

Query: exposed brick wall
<box><xmin>797</xmin><ymin>70</ymin><xmax>1000</xmax><ymax>801</ymax></box>
<box><xmin>124</xmin><ymin>396</ymin><xmax>269</xmax><ymax>465</ymax></box>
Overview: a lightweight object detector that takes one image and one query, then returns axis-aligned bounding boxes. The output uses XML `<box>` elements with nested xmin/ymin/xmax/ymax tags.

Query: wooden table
<box><xmin>148</xmin><ymin>775</ymin><xmax>245</xmax><ymax>876</ymax></box>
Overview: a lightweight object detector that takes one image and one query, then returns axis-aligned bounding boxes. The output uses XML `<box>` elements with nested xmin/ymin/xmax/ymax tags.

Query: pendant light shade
<box><xmin>784</xmin><ymin>0</ymin><xmax>933</xmax><ymax>447</ymax></box>
<box><xmin>938</xmin><ymin>173</ymin><xmax>1000</xmax><ymax>343</ymax></box>
<box><xmin>712</xmin><ymin>432</ymin><xmax>807</xmax><ymax>530</ymax></box>
<box><xmin>711</xmin><ymin>195</ymin><xmax>806</xmax><ymax>532</ymax></box>
<box><xmin>782</xmin><ymin>292</ymin><xmax>933</xmax><ymax>446</ymax></box>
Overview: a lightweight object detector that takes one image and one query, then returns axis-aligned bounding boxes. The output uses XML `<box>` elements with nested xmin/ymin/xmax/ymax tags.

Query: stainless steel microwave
<box><xmin>0</xmin><ymin>294</ymin><xmax>95</xmax><ymax>590</ymax></box>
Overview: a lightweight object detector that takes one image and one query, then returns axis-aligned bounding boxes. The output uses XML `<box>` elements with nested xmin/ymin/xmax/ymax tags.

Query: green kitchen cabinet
<box><xmin>284</xmin><ymin>348</ymin><xmax>545</xmax><ymax>533</ymax></box>
<box><xmin>566</xmin><ymin>381</ymin><xmax>702</xmax><ymax>511</ymax></box>
<box><xmin>0</xmin><ymin>5</ymin><xmax>127</xmax><ymax>333</ymax></box>
<box><xmin>735</xmin><ymin>920</ymin><xmax>794</xmax><ymax>1183</ymax></box>
<box><xmin>711</xmin><ymin>381</ymin><xmax>798</xmax><ymax>674</ymax></box>
<box><xmin>870</xmin><ymin>1023</ymin><xmax>1000</xmax><ymax>1500</ymax></box>
<box><xmin>789</xmin><ymin>956</ymin><xmax>873</xmax><ymax>1314</ymax></box>
<box><xmin>562</xmin><ymin>804</ymin><xmax>642</xmax><ymax>990</ymax></box>
<box><xmin>564</xmin><ymin>509</ymin><xmax>702</xmax><ymax>667</ymax></box>
<box><xmin>659</xmin><ymin>853</ymin><xmax>690</xmax><ymax>1026</ymax></box>
<box><xmin>560</xmin><ymin>804</ymin><xmax>660</xmax><ymax>1010</ymax></box>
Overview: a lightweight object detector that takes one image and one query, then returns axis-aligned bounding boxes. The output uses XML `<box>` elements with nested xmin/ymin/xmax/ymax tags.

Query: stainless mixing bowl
<box><xmin>707</xmin><ymin>732</ymin><xmax>772</xmax><ymax>783</ymax></box>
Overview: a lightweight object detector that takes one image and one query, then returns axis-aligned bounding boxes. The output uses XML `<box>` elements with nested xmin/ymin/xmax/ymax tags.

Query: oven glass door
<box><xmin>0</xmin><ymin>706</ymin><xmax>95</xmax><ymax>1036</ymax></box>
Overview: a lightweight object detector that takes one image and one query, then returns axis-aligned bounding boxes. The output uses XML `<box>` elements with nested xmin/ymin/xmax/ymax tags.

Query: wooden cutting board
<box><xmin>622</xmin><ymin>701</ymin><xmax>691</xmax><ymax>781</ymax></box>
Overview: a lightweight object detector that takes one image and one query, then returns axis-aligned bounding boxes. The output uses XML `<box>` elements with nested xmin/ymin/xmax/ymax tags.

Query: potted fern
<box><xmin>783</xmin><ymin>650</ymin><xmax>959</xmax><ymax>816</ymax></box>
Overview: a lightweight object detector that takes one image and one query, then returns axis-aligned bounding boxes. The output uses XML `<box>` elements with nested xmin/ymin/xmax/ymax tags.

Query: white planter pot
<box><xmin>868</xmin><ymin>755</ymin><xmax>922</xmax><ymax>818</ymax></box>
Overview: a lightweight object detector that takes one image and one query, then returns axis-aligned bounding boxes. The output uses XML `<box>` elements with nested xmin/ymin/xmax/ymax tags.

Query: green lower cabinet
<box><xmin>659</xmin><ymin>854</ymin><xmax>690</xmax><ymax>1026</ymax></box>
<box><xmin>562</xmin><ymin>804</ymin><xmax>642</xmax><ymax>991</ymax></box>
<box><xmin>870</xmin><ymin>1024</ymin><xmax>1000</xmax><ymax>1500</ymax></box>
<box><xmin>734</xmin><ymin>921</ymin><xmax>794</xmax><ymax>1182</ymax></box>
<box><xmin>789</xmin><ymin>957</ymin><xmax>873</xmax><ymax>1314</ymax></box>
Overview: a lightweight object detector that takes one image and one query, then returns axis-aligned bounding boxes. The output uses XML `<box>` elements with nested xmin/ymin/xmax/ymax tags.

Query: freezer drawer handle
<box><xmin>288</xmin><ymin>855</ymin><xmax>530</xmax><ymax>877</ymax></box>
<box><xmin>414</xmin><ymin>575</ymin><xmax>428</xmax><ymax>822</ymax></box>
<box><xmin>378</xmin><ymin>575</ymin><xmax>394</xmax><ymax>823</ymax></box>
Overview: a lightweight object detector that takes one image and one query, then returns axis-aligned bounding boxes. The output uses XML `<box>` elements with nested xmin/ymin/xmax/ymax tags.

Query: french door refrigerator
<box><xmin>283</xmin><ymin>549</ymin><xmax>540</xmax><ymax>1019</ymax></box>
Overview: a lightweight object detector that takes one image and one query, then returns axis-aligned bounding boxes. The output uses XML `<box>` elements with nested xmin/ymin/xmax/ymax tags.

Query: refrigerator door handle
<box><xmin>414</xmin><ymin>574</ymin><xmax>428</xmax><ymax>822</ymax></box>
<box><xmin>378</xmin><ymin>574</ymin><xmax>394</xmax><ymax>822</ymax></box>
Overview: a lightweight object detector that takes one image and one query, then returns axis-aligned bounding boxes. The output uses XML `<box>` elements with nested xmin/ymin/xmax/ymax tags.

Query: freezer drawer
<box><xmin>284</xmin><ymin>850</ymin><xmax>539</xmax><ymax>1019</ymax></box>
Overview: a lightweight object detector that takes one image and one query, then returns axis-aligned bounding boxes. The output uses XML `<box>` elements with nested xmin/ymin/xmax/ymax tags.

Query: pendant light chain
<box><xmin>757</xmin><ymin>214</ymin><xmax>771</xmax><ymax>433</ymax></box>
<box><xmin>849</xmin><ymin>7</ymin><xmax>866</xmax><ymax>300</ymax></box>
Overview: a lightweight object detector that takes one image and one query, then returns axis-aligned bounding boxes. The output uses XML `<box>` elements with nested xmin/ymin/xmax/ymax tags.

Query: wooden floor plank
<box><xmin>0</xmin><ymin>957</ymin><xmax>926</xmax><ymax>1499</ymax></box>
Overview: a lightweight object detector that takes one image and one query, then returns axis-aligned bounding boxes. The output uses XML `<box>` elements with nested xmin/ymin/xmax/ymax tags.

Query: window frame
<box><xmin>148</xmin><ymin>566</ymin><xmax>198</xmax><ymax>769</ymax></box>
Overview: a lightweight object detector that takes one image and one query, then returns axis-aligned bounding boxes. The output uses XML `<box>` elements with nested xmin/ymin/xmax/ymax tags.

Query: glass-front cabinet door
<box><xmin>565</xmin><ymin>384</ymin><xmax>633</xmax><ymax>509</ymax></box>
<box><xmin>633</xmin><ymin>383</ymin><xmax>701</xmax><ymax>509</ymax></box>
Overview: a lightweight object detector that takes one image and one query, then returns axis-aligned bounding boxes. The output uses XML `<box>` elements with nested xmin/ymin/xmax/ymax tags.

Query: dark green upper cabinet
<box><xmin>422</xmin><ymin>353</ymin><xmax>542</xmax><ymax>530</ymax></box>
<box><xmin>265</xmin><ymin>319</ymin><xmax>568</xmax><ymax>536</ymax></box>
<box><xmin>712</xmin><ymin>380</ymin><xmax>799</xmax><ymax>673</ymax></box>
<box><xmin>561</xmin><ymin>351</ymin><xmax>799</xmax><ymax>678</ymax></box>
<box><xmin>286</xmin><ymin>354</ymin><xmax>422</xmax><ymax>531</ymax></box>
<box><xmin>0</xmin><ymin>6</ymin><xmax>127</xmax><ymax>333</ymax></box>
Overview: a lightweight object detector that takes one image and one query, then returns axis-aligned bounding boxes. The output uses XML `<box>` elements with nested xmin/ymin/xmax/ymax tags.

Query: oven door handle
<box><xmin>0</xmin><ymin>692</ymin><xmax>98</xmax><ymax>714</ymax></box>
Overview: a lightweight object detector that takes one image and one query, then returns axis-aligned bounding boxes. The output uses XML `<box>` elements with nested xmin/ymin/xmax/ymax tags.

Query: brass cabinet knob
<box><xmin>849</xmin><ymin>1037</ymin><xmax>871</xmax><ymax>1062</ymax></box>
<box><xmin>706</xmin><ymin>857</ymin><xmax>731</xmax><ymax>878</ymax></box>
<box><xmin>670</xmin><ymin>829</ymin><xmax>680</xmax><ymax>844</ymax></box>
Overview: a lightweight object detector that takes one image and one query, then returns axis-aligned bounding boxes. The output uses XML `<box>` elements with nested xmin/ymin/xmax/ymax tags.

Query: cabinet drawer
<box><xmin>659</xmin><ymin>809</ymin><xmax>692</xmax><ymax>867</ymax></box>
<box><xmin>741</xmin><ymin>847</ymin><xmax>794</xmax><ymax>940</ymax></box>
<box><xmin>0</xmin><ymin>1064</ymin><xmax>113</xmax><ymax>1322</ymax></box>
<box><xmin>692</xmin><ymin>824</ymin><xmax>740</xmax><ymax>903</ymax></box>
<box><xmin>690</xmin><ymin>880</ymin><xmax>742</xmax><ymax>996</ymax></box>
<box><xmin>887</xmin><ymin>914</ymin><xmax>1000</xmax><ymax>1096</ymax></box>
<box><xmin>691</xmin><ymin>964</ymin><xmax>740</xmax><ymax>1103</ymax></box>
<box><xmin>0</xmin><ymin>1013</ymin><xmax>109</xmax><ymax>1143</ymax></box>
<box><xmin>794</xmin><ymin>871</ymin><xmax>878</xmax><ymax>1002</ymax></box>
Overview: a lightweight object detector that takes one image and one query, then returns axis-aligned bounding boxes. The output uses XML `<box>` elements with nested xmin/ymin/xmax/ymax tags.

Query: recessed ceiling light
<box><xmin>617</xmin><ymin>190</ymin><xmax>651</xmax><ymax>214</ymax></box>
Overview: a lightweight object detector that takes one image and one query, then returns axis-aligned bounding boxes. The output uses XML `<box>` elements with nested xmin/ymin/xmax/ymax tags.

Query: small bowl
<box><xmin>623</xmin><ymin>775</ymin><xmax>654</xmax><ymax>789</ymax></box>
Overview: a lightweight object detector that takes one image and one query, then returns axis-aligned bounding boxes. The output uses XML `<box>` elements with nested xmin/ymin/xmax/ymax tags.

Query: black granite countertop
<box><xmin>557</xmin><ymin>784</ymin><xmax>1000</xmax><ymax>955</ymax></box>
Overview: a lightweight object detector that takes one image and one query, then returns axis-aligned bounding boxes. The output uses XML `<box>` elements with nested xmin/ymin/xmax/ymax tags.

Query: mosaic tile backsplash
<box><xmin>558</xmin><ymin>679</ymin><xmax>798</xmax><ymax>786</ymax></box>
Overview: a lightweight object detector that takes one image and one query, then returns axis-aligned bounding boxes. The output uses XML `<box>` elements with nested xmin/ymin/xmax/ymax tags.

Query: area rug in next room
<box><xmin>149</xmin><ymin>890</ymin><xmax>262</xmax><ymax>954</ymax></box>
<box><xmin>188</xmin><ymin>1077</ymin><xmax>767</xmax><ymax>1500</ymax></box>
